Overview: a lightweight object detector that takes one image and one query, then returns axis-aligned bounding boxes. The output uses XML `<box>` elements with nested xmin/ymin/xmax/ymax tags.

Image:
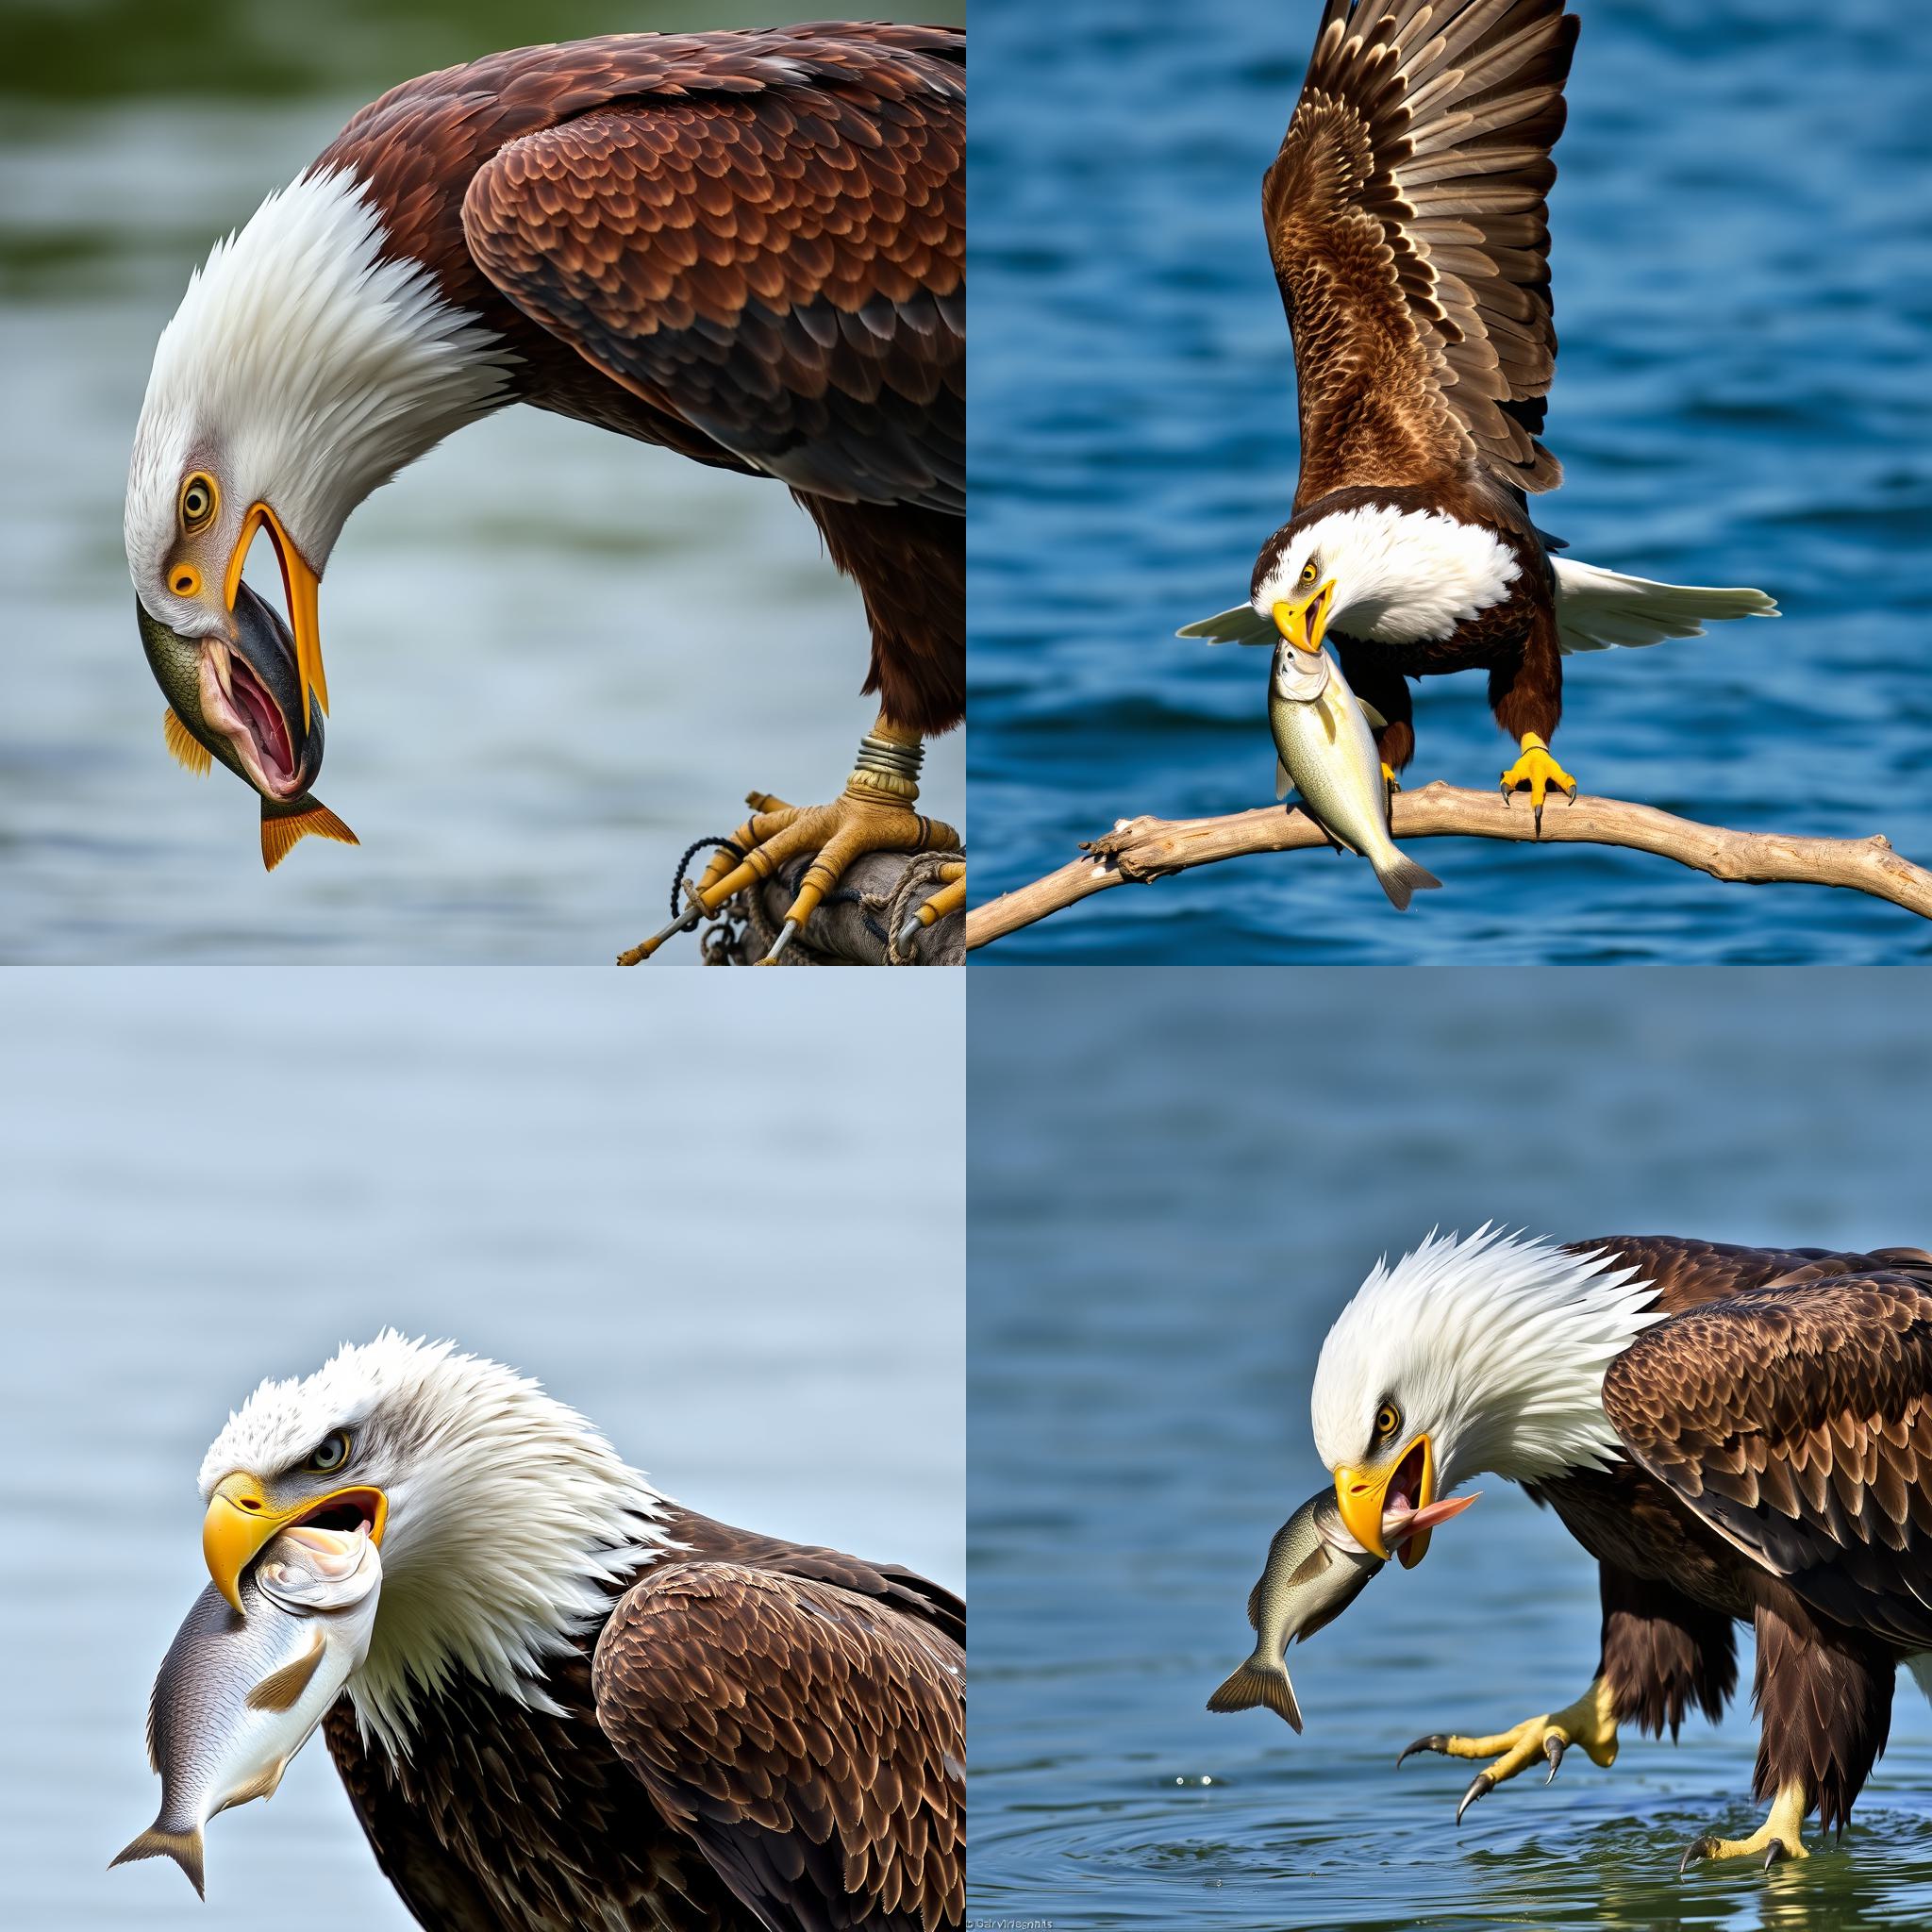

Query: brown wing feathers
<box><xmin>591</xmin><ymin>1561</ymin><xmax>965</xmax><ymax>1932</ymax></box>
<box><xmin>459</xmin><ymin>30</ymin><xmax>963</xmax><ymax>515</ymax></box>
<box><xmin>1268</xmin><ymin>0</ymin><xmax>1577</xmax><ymax>505</ymax></box>
<box><xmin>1604</xmin><ymin>1267</ymin><xmax>1932</xmax><ymax>1651</ymax></box>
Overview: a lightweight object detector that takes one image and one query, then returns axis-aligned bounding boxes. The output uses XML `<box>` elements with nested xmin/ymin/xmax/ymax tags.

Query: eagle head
<box><xmin>1308</xmin><ymin>1226</ymin><xmax>1660</xmax><ymax>1569</ymax></box>
<box><xmin>1250</xmin><ymin>504</ymin><xmax>1523</xmax><ymax>652</ymax></box>
<box><xmin>125</xmin><ymin>167</ymin><xmax>512</xmax><ymax>743</ymax></box>
<box><xmin>197</xmin><ymin>1331</ymin><xmax>666</xmax><ymax>1754</ymax></box>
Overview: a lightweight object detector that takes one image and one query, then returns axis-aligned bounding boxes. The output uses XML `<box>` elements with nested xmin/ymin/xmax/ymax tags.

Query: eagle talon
<box><xmin>1544</xmin><ymin>1734</ymin><xmax>1564</xmax><ymax>1782</ymax></box>
<box><xmin>1498</xmin><ymin>733</ymin><xmax>1576</xmax><ymax>839</ymax></box>
<box><xmin>1677</xmin><ymin>1782</ymin><xmax>1810</xmax><ymax>1873</ymax></box>
<box><xmin>1397</xmin><ymin>1734</ymin><xmax>1449</xmax><ymax>1767</ymax></box>
<box><xmin>618</xmin><ymin>715</ymin><xmax>957</xmax><ymax>965</ymax></box>
<box><xmin>1456</xmin><ymin>1772</ymin><xmax>1494</xmax><ymax>1825</ymax></box>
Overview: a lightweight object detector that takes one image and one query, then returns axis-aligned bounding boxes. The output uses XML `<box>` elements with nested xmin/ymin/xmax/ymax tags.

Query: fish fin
<box><xmin>225</xmin><ymin>1757</ymin><xmax>291</xmax><ymax>1807</ymax></box>
<box><xmin>260</xmin><ymin>798</ymin><xmax>358</xmax><ymax>873</ymax></box>
<box><xmin>246</xmin><ymin>1625</ymin><xmax>325</xmax><ymax>1712</ymax></box>
<box><xmin>1356</xmin><ymin>698</ymin><xmax>1388</xmax><ymax>731</ymax></box>
<box><xmin>1206</xmin><ymin>1661</ymin><xmax>1304</xmax><ymax>1732</ymax></box>
<box><xmin>1372</xmin><ymin>853</ymin><xmax>1443</xmax><ymax>914</ymax></box>
<box><xmin>1245</xmin><ymin>1577</ymin><xmax>1263</xmax><ymax>1629</ymax></box>
<box><xmin>110</xmin><ymin>1824</ymin><xmax>206</xmax><ymax>1899</ymax></box>
<box><xmin>1284</xmin><ymin>1545</ymin><xmax>1331</xmax><ymax>1590</ymax></box>
<box><xmin>162</xmin><ymin>709</ymin><xmax>211</xmax><ymax>776</ymax></box>
<box><xmin>1178</xmin><ymin>603</ymin><xmax>1274</xmax><ymax>644</ymax></box>
<box><xmin>1320</xmin><ymin>700</ymin><xmax>1336</xmax><ymax>744</ymax></box>
<box><xmin>1274</xmin><ymin>758</ymin><xmax>1291</xmax><ymax>802</ymax></box>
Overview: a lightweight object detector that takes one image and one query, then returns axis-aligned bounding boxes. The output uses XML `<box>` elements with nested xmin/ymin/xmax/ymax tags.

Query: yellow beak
<box><xmin>225</xmin><ymin>501</ymin><xmax>328</xmax><ymax>728</ymax></box>
<box><xmin>202</xmin><ymin>1472</ymin><xmax>387</xmax><ymax>1612</ymax></box>
<box><xmin>1332</xmin><ymin>1434</ymin><xmax>1435</xmax><ymax>1567</ymax></box>
<box><xmin>1272</xmin><ymin>580</ymin><xmax>1335</xmax><ymax>656</ymax></box>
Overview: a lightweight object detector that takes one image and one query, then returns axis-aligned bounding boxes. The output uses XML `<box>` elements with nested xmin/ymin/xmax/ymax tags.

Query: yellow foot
<box><xmin>618</xmin><ymin>715</ymin><xmax>958</xmax><ymax>966</ymax></box>
<box><xmin>1498</xmin><ymin>732</ymin><xmax>1576</xmax><ymax>837</ymax></box>
<box><xmin>895</xmin><ymin>861</ymin><xmax>967</xmax><ymax>955</ymax></box>
<box><xmin>1381</xmin><ymin>761</ymin><xmax>1402</xmax><ymax>799</ymax></box>
<box><xmin>1398</xmin><ymin>1675</ymin><xmax>1618</xmax><ymax>1825</ymax></box>
<box><xmin>1680</xmin><ymin>1780</ymin><xmax>1810</xmax><ymax>1874</ymax></box>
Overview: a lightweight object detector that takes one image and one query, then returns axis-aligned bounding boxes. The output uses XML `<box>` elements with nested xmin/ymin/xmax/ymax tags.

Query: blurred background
<box><xmin>0</xmin><ymin>0</ymin><xmax>963</xmax><ymax>961</ymax></box>
<box><xmin>0</xmin><ymin>968</ymin><xmax>963</xmax><ymax>1927</ymax></box>
<box><xmin>971</xmin><ymin>968</ymin><xmax>1932</xmax><ymax>1929</ymax></box>
<box><xmin>970</xmin><ymin>0</ymin><xmax>1932</xmax><ymax>963</ymax></box>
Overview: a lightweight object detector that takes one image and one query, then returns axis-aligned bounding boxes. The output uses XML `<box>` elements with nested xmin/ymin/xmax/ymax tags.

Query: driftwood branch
<box><xmin>965</xmin><ymin>783</ymin><xmax>1932</xmax><ymax>950</ymax></box>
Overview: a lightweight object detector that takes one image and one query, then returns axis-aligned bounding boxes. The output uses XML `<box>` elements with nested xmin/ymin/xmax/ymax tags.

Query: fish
<box><xmin>111</xmin><ymin>1524</ymin><xmax>382</xmax><ymax>1897</ymax></box>
<box><xmin>137</xmin><ymin>582</ymin><xmax>358</xmax><ymax>871</ymax></box>
<box><xmin>1267</xmin><ymin>640</ymin><xmax>1441</xmax><ymax>911</ymax></box>
<box><xmin>1207</xmin><ymin>1489</ymin><xmax>1477</xmax><ymax>1731</ymax></box>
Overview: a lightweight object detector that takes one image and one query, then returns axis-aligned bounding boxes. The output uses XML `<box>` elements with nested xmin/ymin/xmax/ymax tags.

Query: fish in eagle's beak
<box><xmin>1333</xmin><ymin>1434</ymin><xmax>1437</xmax><ymax>1569</ymax></box>
<box><xmin>201</xmin><ymin>1472</ymin><xmax>388</xmax><ymax>1613</ymax></box>
<box><xmin>1273</xmin><ymin>580</ymin><xmax>1335</xmax><ymax>656</ymax></box>
<box><xmin>137</xmin><ymin>580</ymin><xmax>357</xmax><ymax>871</ymax></box>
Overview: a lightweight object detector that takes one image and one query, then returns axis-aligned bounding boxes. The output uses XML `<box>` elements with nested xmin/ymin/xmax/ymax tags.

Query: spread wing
<box><xmin>1603</xmin><ymin>1270</ymin><xmax>1932</xmax><ymax>1649</ymax></box>
<box><xmin>1266</xmin><ymin>0</ymin><xmax>1578</xmax><ymax>507</ymax></box>
<box><xmin>460</xmin><ymin>28</ymin><xmax>962</xmax><ymax>514</ymax></box>
<box><xmin>591</xmin><ymin>1561</ymin><xmax>965</xmax><ymax>1932</ymax></box>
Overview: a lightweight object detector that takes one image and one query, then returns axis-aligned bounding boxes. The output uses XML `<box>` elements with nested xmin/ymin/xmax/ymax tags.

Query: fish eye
<box><xmin>168</xmin><ymin>564</ymin><xmax>202</xmax><ymax>598</ymax></box>
<box><xmin>305</xmin><ymin>1430</ymin><xmax>351</xmax><ymax>1474</ymax></box>
<box><xmin>1374</xmin><ymin>1403</ymin><xmax>1401</xmax><ymax>1441</ymax></box>
<box><xmin>178</xmin><ymin>473</ymin><xmax>218</xmax><ymax>536</ymax></box>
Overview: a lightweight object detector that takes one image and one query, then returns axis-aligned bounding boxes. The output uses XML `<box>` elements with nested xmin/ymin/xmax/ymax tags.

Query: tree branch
<box><xmin>965</xmin><ymin>783</ymin><xmax>1932</xmax><ymax>950</ymax></box>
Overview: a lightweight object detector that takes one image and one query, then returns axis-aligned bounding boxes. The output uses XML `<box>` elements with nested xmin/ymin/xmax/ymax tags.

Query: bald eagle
<box><xmin>1180</xmin><ymin>0</ymin><xmax>1776</xmax><ymax>832</ymax></box>
<box><xmin>1308</xmin><ymin>1227</ymin><xmax>1932</xmax><ymax>1868</ymax></box>
<box><xmin>124</xmin><ymin>25</ymin><xmax>963</xmax><ymax>958</ymax></box>
<box><xmin>188</xmin><ymin>1334</ymin><xmax>962</xmax><ymax>1928</ymax></box>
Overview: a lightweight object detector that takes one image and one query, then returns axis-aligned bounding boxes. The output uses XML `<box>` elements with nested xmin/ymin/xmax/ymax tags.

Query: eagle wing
<box><xmin>591</xmin><ymin>1560</ymin><xmax>964</xmax><ymax>1932</ymax></box>
<box><xmin>1266</xmin><ymin>0</ymin><xmax>1578</xmax><ymax>507</ymax></box>
<box><xmin>1602</xmin><ymin>1269</ymin><xmax>1932</xmax><ymax>1650</ymax></box>
<box><xmin>459</xmin><ymin>27</ymin><xmax>963</xmax><ymax>514</ymax></box>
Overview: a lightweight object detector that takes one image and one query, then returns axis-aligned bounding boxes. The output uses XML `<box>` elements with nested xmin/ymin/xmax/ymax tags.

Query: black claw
<box><xmin>1456</xmin><ymin>1772</ymin><xmax>1494</xmax><ymax>1826</ymax></box>
<box><xmin>1679</xmin><ymin>1836</ymin><xmax>1718</xmax><ymax>1877</ymax></box>
<box><xmin>1396</xmin><ymin>1735</ymin><xmax>1449</xmax><ymax>1768</ymax></box>
<box><xmin>1764</xmin><ymin>1840</ymin><xmax>1790</xmax><ymax>1870</ymax></box>
<box><xmin>1533</xmin><ymin>801</ymin><xmax>1545</xmax><ymax>839</ymax></box>
<box><xmin>1543</xmin><ymin>1734</ymin><xmax>1564</xmax><ymax>1784</ymax></box>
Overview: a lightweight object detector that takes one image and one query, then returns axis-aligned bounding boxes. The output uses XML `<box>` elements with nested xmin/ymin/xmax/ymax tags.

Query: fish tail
<box><xmin>109</xmin><ymin>1824</ymin><xmax>206</xmax><ymax>1899</ymax></box>
<box><xmin>1206</xmin><ymin>1660</ymin><xmax>1304</xmax><ymax>1732</ymax></box>
<box><xmin>1373</xmin><ymin>852</ymin><xmax>1442</xmax><ymax>913</ymax></box>
<box><xmin>260</xmin><ymin>796</ymin><xmax>358</xmax><ymax>873</ymax></box>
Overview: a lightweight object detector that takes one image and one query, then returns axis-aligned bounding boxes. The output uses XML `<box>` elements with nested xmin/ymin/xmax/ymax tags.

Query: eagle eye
<box><xmin>305</xmin><ymin>1429</ymin><xmax>351</xmax><ymax>1475</ymax></box>
<box><xmin>1374</xmin><ymin>1402</ymin><xmax>1401</xmax><ymax>1442</ymax></box>
<box><xmin>179</xmin><ymin>473</ymin><xmax>218</xmax><ymax>537</ymax></box>
<box><xmin>1300</xmin><ymin>560</ymin><xmax>1319</xmax><ymax>586</ymax></box>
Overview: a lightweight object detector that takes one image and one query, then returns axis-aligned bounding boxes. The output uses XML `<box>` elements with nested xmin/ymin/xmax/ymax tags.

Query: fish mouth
<box><xmin>199</xmin><ymin>641</ymin><xmax>303</xmax><ymax>802</ymax></box>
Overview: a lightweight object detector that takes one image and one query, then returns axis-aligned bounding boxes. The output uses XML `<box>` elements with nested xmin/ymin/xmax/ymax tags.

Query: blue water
<box><xmin>968</xmin><ymin>0</ymin><xmax>1932</xmax><ymax>962</ymax></box>
<box><xmin>969</xmin><ymin>969</ymin><xmax>1932</xmax><ymax>1927</ymax></box>
<box><xmin>0</xmin><ymin>969</ymin><xmax>963</xmax><ymax>1929</ymax></box>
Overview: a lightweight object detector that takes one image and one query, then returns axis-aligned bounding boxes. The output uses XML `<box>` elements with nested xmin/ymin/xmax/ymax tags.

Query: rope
<box><xmin>884</xmin><ymin>850</ymin><xmax>968</xmax><ymax>965</ymax></box>
<box><xmin>666</xmin><ymin>835</ymin><xmax>742</xmax><ymax>923</ymax></box>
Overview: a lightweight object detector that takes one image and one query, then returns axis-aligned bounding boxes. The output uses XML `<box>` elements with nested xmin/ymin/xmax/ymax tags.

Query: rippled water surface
<box><xmin>969</xmin><ymin>0</ymin><xmax>1932</xmax><ymax>961</ymax></box>
<box><xmin>0</xmin><ymin>0</ymin><xmax>961</xmax><ymax>961</ymax></box>
<box><xmin>0</xmin><ymin>971</ymin><xmax>963</xmax><ymax>1927</ymax></box>
<box><xmin>969</xmin><ymin>970</ymin><xmax>1932</xmax><ymax>1927</ymax></box>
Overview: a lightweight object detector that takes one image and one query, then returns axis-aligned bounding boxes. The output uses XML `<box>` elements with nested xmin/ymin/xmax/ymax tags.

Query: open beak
<box><xmin>202</xmin><ymin>1473</ymin><xmax>387</xmax><ymax>1613</ymax></box>
<box><xmin>1333</xmin><ymin>1434</ymin><xmax>1435</xmax><ymax>1566</ymax></box>
<box><xmin>1272</xmin><ymin>580</ymin><xmax>1335</xmax><ymax>656</ymax></box>
<box><xmin>225</xmin><ymin>502</ymin><xmax>327</xmax><ymax>728</ymax></box>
